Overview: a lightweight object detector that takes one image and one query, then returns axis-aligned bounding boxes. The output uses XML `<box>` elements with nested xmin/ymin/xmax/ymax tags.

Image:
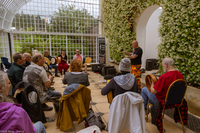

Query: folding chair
<box><xmin>146</xmin><ymin>79</ymin><xmax>187</xmax><ymax>133</ymax></box>
<box><xmin>1</xmin><ymin>57</ymin><xmax>11</xmax><ymax>69</ymax></box>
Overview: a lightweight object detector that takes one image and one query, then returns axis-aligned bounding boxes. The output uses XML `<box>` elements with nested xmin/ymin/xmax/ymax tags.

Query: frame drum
<box><xmin>58</xmin><ymin>57</ymin><xmax>62</xmax><ymax>64</ymax></box>
<box><xmin>51</xmin><ymin>57</ymin><xmax>57</xmax><ymax>65</ymax></box>
<box><xmin>145</xmin><ymin>74</ymin><xmax>158</xmax><ymax>92</ymax></box>
<box><xmin>43</xmin><ymin>62</ymin><xmax>49</xmax><ymax>70</ymax></box>
<box><xmin>44</xmin><ymin>57</ymin><xmax>50</xmax><ymax>66</ymax></box>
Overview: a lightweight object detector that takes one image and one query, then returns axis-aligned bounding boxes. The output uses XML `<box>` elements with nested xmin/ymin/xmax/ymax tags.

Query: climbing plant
<box><xmin>103</xmin><ymin>0</ymin><xmax>200</xmax><ymax>85</ymax></box>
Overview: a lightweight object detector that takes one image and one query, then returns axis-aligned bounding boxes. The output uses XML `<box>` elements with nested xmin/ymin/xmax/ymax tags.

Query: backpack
<box><xmin>84</xmin><ymin>108</ymin><xmax>106</xmax><ymax>130</ymax></box>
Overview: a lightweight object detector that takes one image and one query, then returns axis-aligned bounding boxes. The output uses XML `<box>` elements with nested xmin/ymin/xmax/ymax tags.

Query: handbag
<box><xmin>84</xmin><ymin>108</ymin><xmax>106</xmax><ymax>130</ymax></box>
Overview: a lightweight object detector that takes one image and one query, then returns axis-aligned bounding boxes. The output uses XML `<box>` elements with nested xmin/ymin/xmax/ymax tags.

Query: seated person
<box><xmin>32</xmin><ymin>50</ymin><xmax>39</xmax><ymax>55</ymax></box>
<box><xmin>44</xmin><ymin>50</ymin><xmax>60</xmax><ymax>77</ymax></box>
<box><xmin>101</xmin><ymin>58</ymin><xmax>139</xmax><ymax>96</ymax></box>
<box><xmin>73</xmin><ymin>49</ymin><xmax>87</xmax><ymax>73</ymax></box>
<box><xmin>0</xmin><ymin>71</ymin><xmax>46</xmax><ymax>133</ymax></box>
<box><xmin>141</xmin><ymin>57</ymin><xmax>184</xmax><ymax>111</ymax></box>
<box><xmin>8</xmin><ymin>53</ymin><xmax>25</xmax><ymax>95</ymax></box>
<box><xmin>23</xmin><ymin>53</ymin><xmax>31</xmax><ymax>68</ymax></box>
<box><xmin>62</xmin><ymin>59</ymin><xmax>90</xmax><ymax>86</ymax></box>
<box><xmin>58</xmin><ymin>50</ymin><xmax>69</xmax><ymax>75</ymax></box>
<box><xmin>23</xmin><ymin>53</ymin><xmax>62</xmax><ymax>111</ymax></box>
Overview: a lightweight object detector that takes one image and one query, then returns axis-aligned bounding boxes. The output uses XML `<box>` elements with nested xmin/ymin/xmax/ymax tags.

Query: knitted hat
<box><xmin>119</xmin><ymin>58</ymin><xmax>131</xmax><ymax>72</ymax></box>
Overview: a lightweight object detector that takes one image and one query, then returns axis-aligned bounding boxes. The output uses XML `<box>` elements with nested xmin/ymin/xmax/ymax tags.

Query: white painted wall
<box><xmin>145</xmin><ymin>8</ymin><xmax>162</xmax><ymax>60</ymax></box>
<box><xmin>136</xmin><ymin>5</ymin><xmax>160</xmax><ymax>68</ymax></box>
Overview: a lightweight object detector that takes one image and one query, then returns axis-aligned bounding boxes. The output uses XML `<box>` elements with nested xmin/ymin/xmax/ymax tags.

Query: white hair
<box><xmin>32</xmin><ymin>50</ymin><xmax>39</xmax><ymax>55</ymax></box>
<box><xmin>0</xmin><ymin>71</ymin><xmax>7</xmax><ymax>90</ymax></box>
<box><xmin>162</xmin><ymin>57</ymin><xmax>174</xmax><ymax>66</ymax></box>
<box><xmin>23</xmin><ymin>53</ymin><xmax>30</xmax><ymax>58</ymax></box>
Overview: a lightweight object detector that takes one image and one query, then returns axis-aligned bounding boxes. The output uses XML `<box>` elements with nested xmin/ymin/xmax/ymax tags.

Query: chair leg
<box><xmin>146</xmin><ymin>103</ymin><xmax>150</xmax><ymax>122</ymax></box>
<box><xmin>162</xmin><ymin>108</ymin><xmax>166</xmax><ymax>133</ymax></box>
<box><xmin>146</xmin><ymin>103</ymin><xmax>153</xmax><ymax>122</ymax></box>
<box><xmin>177</xmin><ymin>108</ymin><xmax>185</xmax><ymax>132</ymax></box>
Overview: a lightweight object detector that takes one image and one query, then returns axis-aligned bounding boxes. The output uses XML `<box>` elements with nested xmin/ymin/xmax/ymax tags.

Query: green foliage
<box><xmin>48</xmin><ymin>4</ymin><xmax>98</xmax><ymax>33</ymax></box>
<box><xmin>103</xmin><ymin>0</ymin><xmax>200</xmax><ymax>85</ymax></box>
<box><xmin>158</xmin><ymin>0</ymin><xmax>200</xmax><ymax>85</ymax></box>
<box><xmin>12</xmin><ymin>12</ymin><xmax>45</xmax><ymax>31</ymax></box>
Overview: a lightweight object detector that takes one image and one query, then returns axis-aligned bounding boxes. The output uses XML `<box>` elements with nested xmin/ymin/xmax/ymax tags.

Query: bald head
<box><xmin>132</xmin><ymin>40</ymin><xmax>139</xmax><ymax>49</ymax></box>
<box><xmin>32</xmin><ymin>53</ymin><xmax>45</xmax><ymax>66</ymax></box>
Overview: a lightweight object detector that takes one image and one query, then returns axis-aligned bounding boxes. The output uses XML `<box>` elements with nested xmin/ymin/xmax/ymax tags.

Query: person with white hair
<box><xmin>141</xmin><ymin>57</ymin><xmax>184</xmax><ymax>111</ymax></box>
<box><xmin>32</xmin><ymin>50</ymin><xmax>39</xmax><ymax>55</ymax></box>
<box><xmin>0</xmin><ymin>71</ymin><xmax>47</xmax><ymax>133</ymax></box>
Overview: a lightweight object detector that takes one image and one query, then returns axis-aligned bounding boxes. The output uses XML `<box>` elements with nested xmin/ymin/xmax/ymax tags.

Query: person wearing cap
<box><xmin>101</xmin><ymin>58</ymin><xmax>139</xmax><ymax>96</ymax></box>
<box><xmin>124</xmin><ymin>40</ymin><xmax>143</xmax><ymax>89</ymax></box>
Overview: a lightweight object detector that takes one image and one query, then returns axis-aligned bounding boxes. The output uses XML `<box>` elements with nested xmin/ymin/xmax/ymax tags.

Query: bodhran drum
<box><xmin>44</xmin><ymin>57</ymin><xmax>50</xmax><ymax>66</ymax></box>
<box><xmin>46</xmin><ymin>70</ymin><xmax>54</xmax><ymax>82</ymax></box>
<box><xmin>51</xmin><ymin>57</ymin><xmax>57</xmax><ymax>65</ymax></box>
<box><xmin>58</xmin><ymin>57</ymin><xmax>62</xmax><ymax>64</ymax></box>
<box><xmin>43</xmin><ymin>62</ymin><xmax>49</xmax><ymax>70</ymax></box>
<box><xmin>145</xmin><ymin>74</ymin><xmax>158</xmax><ymax>92</ymax></box>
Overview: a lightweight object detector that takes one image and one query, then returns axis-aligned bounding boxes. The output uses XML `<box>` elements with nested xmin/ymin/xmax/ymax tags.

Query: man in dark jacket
<box><xmin>101</xmin><ymin>58</ymin><xmax>139</xmax><ymax>97</ymax></box>
<box><xmin>8</xmin><ymin>53</ymin><xmax>25</xmax><ymax>95</ymax></box>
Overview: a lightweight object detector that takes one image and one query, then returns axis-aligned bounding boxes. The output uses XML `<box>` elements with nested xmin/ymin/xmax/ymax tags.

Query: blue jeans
<box><xmin>141</xmin><ymin>87</ymin><xmax>158</xmax><ymax>109</ymax></box>
<box><xmin>33</xmin><ymin>121</ymin><xmax>46</xmax><ymax>133</ymax></box>
<box><xmin>50</xmin><ymin>64</ymin><xmax>58</xmax><ymax>75</ymax></box>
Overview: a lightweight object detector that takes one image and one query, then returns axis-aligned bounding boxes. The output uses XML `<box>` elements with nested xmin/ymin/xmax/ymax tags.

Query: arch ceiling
<box><xmin>0</xmin><ymin>0</ymin><xmax>32</xmax><ymax>31</ymax></box>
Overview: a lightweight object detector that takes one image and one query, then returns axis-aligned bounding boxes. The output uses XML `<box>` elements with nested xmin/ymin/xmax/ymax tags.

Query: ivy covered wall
<box><xmin>103</xmin><ymin>0</ymin><xmax>200</xmax><ymax>85</ymax></box>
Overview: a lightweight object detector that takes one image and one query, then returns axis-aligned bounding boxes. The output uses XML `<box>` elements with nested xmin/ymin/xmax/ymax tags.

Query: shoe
<box><xmin>42</xmin><ymin>103</ymin><xmax>53</xmax><ymax>111</ymax></box>
<box><xmin>49</xmin><ymin>87</ymin><xmax>55</xmax><ymax>91</ymax></box>
<box><xmin>46</xmin><ymin>117</ymin><xmax>55</xmax><ymax>122</ymax></box>
<box><xmin>55</xmin><ymin>74</ymin><xmax>60</xmax><ymax>77</ymax></box>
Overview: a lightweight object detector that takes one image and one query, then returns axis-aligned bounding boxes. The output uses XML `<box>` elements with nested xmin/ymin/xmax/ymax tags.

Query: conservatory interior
<box><xmin>0</xmin><ymin>0</ymin><xmax>199</xmax><ymax>133</ymax></box>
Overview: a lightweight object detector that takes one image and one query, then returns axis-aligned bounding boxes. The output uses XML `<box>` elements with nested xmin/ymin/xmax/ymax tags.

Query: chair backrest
<box><xmin>1</xmin><ymin>57</ymin><xmax>11</xmax><ymax>69</ymax></box>
<box><xmin>85</xmin><ymin>57</ymin><xmax>92</xmax><ymax>65</ymax></box>
<box><xmin>1</xmin><ymin>57</ymin><xmax>8</xmax><ymax>64</ymax></box>
<box><xmin>21</xmin><ymin>82</ymin><xmax>47</xmax><ymax>123</ymax></box>
<box><xmin>165</xmin><ymin>79</ymin><xmax>187</xmax><ymax>106</ymax></box>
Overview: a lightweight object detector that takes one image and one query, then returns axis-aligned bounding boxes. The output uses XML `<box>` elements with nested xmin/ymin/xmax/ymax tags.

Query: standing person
<box><xmin>73</xmin><ymin>49</ymin><xmax>87</xmax><ymax>73</ymax></box>
<box><xmin>23</xmin><ymin>53</ymin><xmax>31</xmax><ymax>68</ymax></box>
<box><xmin>124</xmin><ymin>40</ymin><xmax>143</xmax><ymax>89</ymax></box>
<box><xmin>58</xmin><ymin>50</ymin><xmax>69</xmax><ymax>75</ymax></box>
<box><xmin>44</xmin><ymin>50</ymin><xmax>60</xmax><ymax>77</ymax></box>
<box><xmin>8</xmin><ymin>53</ymin><xmax>25</xmax><ymax>95</ymax></box>
<box><xmin>0</xmin><ymin>71</ymin><xmax>47</xmax><ymax>133</ymax></box>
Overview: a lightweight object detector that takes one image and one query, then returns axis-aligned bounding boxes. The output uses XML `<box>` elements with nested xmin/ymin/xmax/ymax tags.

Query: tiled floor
<box><xmin>45</xmin><ymin>70</ymin><xmax>194</xmax><ymax>133</ymax></box>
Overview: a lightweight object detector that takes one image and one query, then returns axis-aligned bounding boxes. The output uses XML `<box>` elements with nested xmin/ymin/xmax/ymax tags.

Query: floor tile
<box><xmin>95</xmin><ymin>103</ymin><xmax>110</xmax><ymax>114</ymax></box>
<box><xmin>44</xmin><ymin>71</ymin><xmax>193</xmax><ymax>133</ymax></box>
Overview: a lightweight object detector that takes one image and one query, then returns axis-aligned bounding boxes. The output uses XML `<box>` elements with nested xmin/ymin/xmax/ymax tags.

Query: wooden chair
<box><xmin>146</xmin><ymin>79</ymin><xmax>187</xmax><ymax>133</ymax></box>
<box><xmin>85</xmin><ymin>57</ymin><xmax>92</xmax><ymax>66</ymax></box>
<box><xmin>106</xmin><ymin>79</ymin><xmax>115</xmax><ymax>104</ymax></box>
